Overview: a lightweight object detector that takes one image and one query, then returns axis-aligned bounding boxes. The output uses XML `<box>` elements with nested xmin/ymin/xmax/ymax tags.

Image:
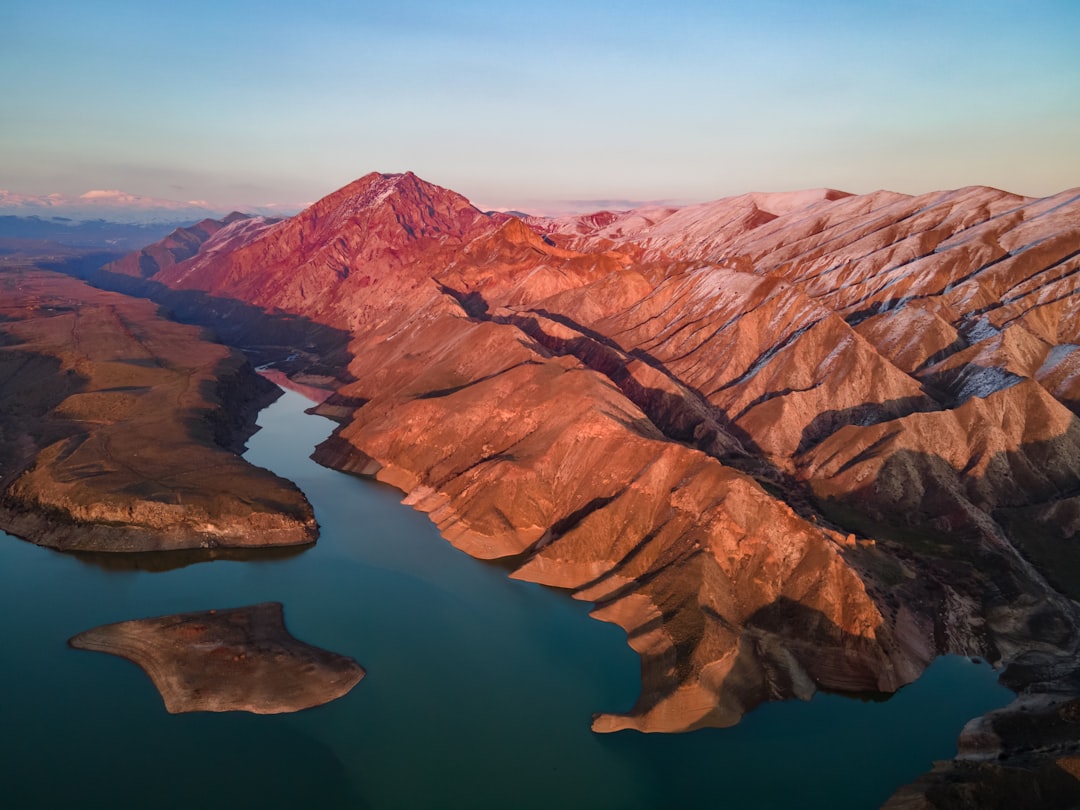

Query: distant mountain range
<box><xmin>0</xmin><ymin>189</ymin><xmax>298</xmax><ymax>225</ymax></box>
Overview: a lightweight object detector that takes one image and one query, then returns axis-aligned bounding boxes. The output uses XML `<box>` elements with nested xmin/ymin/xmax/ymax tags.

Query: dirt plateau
<box><xmin>0</xmin><ymin>268</ymin><xmax>316</xmax><ymax>551</ymax></box>
<box><xmin>47</xmin><ymin>173</ymin><xmax>1080</xmax><ymax>803</ymax></box>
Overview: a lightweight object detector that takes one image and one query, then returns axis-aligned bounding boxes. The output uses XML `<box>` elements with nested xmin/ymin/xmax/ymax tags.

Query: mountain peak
<box><xmin>296</xmin><ymin>171</ymin><xmax>492</xmax><ymax>246</ymax></box>
<box><xmin>107</xmin><ymin>171</ymin><xmax>504</xmax><ymax>327</ymax></box>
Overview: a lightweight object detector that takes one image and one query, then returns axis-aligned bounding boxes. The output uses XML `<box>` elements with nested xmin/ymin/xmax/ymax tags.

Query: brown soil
<box><xmin>69</xmin><ymin>602</ymin><xmax>364</xmax><ymax>713</ymax></box>
<box><xmin>0</xmin><ymin>267</ymin><xmax>316</xmax><ymax>551</ymax></box>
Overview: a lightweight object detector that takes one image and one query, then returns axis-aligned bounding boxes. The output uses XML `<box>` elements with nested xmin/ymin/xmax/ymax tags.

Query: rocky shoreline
<box><xmin>0</xmin><ymin>267</ymin><xmax>317</xmax><ymax>552</ymax></box>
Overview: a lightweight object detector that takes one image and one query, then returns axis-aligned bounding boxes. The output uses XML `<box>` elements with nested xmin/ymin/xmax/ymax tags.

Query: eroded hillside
<box><xmin>98</xmin><ymin>174</ymin><xmax>1080</xmax><ymax>793</ymax></box>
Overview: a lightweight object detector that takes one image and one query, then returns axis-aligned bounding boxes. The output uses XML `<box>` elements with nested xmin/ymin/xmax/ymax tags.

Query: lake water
<box><xmin>0</xmin><ymin>389</ymin><xmax>1012</xmax><ymax>809</ymax></box>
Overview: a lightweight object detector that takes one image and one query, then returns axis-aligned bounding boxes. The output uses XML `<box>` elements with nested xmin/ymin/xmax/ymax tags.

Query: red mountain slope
<box><xmin>106</xmin><ymin>174</ymin><xmax>1080</xmax><ymax>745</ymax></box>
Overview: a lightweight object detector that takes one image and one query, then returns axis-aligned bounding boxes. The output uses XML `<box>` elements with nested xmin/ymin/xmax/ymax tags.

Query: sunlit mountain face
<box><xmin>4</xmin><ymin>170</ymin><xmax>1080</xmax><ymax>804</ymax></box>
<box><xmin>106</xmin><ymin>172</ymin><xmax>1080</xmax><ymax>725</ymax></box>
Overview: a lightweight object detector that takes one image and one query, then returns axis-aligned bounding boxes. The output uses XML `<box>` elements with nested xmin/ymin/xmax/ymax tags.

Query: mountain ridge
<box><xmin>0</xmin><ymin>188</ymin><xmax>300</xmax><ymax>224</ymax></box>
<box><xmin>93</xmin><ymin>171</ymin><xmax>1080</xmax><ymax>797</ymax></box>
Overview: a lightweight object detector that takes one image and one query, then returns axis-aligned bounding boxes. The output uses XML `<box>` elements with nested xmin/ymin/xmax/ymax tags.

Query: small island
<box><xmin>69</xmin><ymin>602</ymin><xmax>364</xmax><ymax>714</ymax></box>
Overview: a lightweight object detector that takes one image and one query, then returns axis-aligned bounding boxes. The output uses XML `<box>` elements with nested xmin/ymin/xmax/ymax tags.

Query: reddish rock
<box><xmin>107</xmin><ymin>212</ymin><xmax>268</xmax><ymax>279</ymax></box>
<box><xmin>103</xmin><ymin>172</ymin><xmax>1080</xmax><ymax>741</ymax></box>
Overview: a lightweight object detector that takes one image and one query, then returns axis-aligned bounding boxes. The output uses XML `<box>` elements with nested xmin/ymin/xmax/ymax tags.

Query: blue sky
<box><xmin>2</xmin><ymin>0</ymin><xmax>1078</xmax><ymax>210</ymax></box>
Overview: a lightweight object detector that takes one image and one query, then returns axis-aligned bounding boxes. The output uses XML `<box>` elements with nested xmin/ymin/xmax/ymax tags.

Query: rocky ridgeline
<box><xmin>104</xmin><ymin>173</ymin><xmax>1080</xmax><ymax>797</ymax></box>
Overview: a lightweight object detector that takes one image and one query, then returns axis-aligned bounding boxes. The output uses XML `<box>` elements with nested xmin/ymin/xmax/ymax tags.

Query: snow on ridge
<box><xmin>749</xmin><ymin>188</ymin><xmax>850</xmax><ymax>217</ymax></box>
<box><xmin>0</xmin><ymin>188</ymin><xmax>301</xmax><ymax>224</ymax></box>
<box><xmin>1038</xmin><ymin>344</ymin><xmax>1080</xmax><ymax>377</ymax></box>
<box><xmin>952</xmin><ymin>365</ymin><xmax>1024</xmax><ymax>403</ymax></box>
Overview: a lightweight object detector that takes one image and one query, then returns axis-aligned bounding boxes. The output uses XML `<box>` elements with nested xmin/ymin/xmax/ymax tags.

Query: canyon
<box><xmin>4</xmin><ymin>171</ymin><xmax>1080</xmax><ymax>803</ymax></box>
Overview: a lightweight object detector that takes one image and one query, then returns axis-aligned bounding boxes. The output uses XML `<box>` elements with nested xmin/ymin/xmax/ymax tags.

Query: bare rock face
<box><xmin>0</xmin><ymin>268</ymin><xmax>317</xmax><ymax>551</ymax></box>
<box><xmin>116</xmin><ymin>172</ymin><xmax>503</xmax><ymax>334</ymax></box>
<box><xmin>323</xmin><ymin>350</ymin><xmax>914</xmax><ymax>732</ymax></box>
<box><xmin>105</xmin><ymin>212</ymin><xmax>268</xmax><ymax>279</ymax></box>
<box><xmin>105</xmin><ymin>173</ymin><xmax>1080</xmax><ymax>753</ymax></box>
<box><xmin>69</xmin><ymin>603</ymin><xmax>364</xmax><ymax>714</ymax></box>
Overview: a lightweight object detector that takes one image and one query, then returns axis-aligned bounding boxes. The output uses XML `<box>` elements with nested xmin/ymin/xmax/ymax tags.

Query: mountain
<box><xmin>0</xmin><ymin>189</ymin><xmax>298</xmax><ymax>225</ymax></box>
<box><xmin>0</xmin><ymin>215</ymin><xmax>202</xmax><ymax>252</ymax></box>
<box><xmin>0</xmin><ymin>269</ymin><xmax>317</xmax><ymax>553</ymax></box>
<box><xmin>0</xmin><ymin>189</ymin><xmax>225</xmax><ymax>224</ymax></box>
<box><xmin>105</xmin><ymin>212</ymin><xmax>270</xmax><ymax>278</ymax></box>
<box><xmin>100</xmin><ymin>173</ymin><xmax>1080</xmax><ymax>791</ymax></box>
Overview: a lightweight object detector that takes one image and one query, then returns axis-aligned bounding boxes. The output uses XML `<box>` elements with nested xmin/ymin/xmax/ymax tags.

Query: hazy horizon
<box><xmin>3</xmin><ymin>1</ymin><xmax>1078</xmax><ymax>211</ymax></box>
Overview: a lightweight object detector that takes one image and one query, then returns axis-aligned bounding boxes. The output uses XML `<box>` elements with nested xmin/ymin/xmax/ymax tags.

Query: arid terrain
<box><xmin>69</xmin><ymin>602</ymin><xmax>364</xmax><ymax>713</ymax></box>
<box><xmin>5</xmin><ymin>172</ymin><xmax>1080</xmax><ymax>804</ymax></box>
<box><xmin>0</xmin><ymin>267</ymin><xmax>317</xmax><ymax>552</ymax></box>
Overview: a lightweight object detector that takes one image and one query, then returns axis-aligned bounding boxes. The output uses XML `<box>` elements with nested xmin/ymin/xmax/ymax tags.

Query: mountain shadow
<box><xmin>44</xmin><ymin>255</ymin><xmax>355</xmax><ymax>382</ymax></box>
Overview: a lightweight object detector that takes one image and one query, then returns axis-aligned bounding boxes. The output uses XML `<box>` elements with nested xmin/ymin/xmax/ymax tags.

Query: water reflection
<box><xmin>66</xmin><ymin>543</ymin><xmax>311</xmax><ymax>573</ymax></box>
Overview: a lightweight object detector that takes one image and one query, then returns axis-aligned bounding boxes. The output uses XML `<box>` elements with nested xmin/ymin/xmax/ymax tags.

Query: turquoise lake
<box><xmin>0</xmin><ymin>388</ymin><xmax>1012</xmax><ymax>809</ymax></box>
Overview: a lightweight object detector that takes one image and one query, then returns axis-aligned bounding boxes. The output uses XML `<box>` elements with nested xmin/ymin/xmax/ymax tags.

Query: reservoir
<box><xmin>0</xmin><ymin>388</ymin><xmax>1011</xmax><ymax>808</ymax></box>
